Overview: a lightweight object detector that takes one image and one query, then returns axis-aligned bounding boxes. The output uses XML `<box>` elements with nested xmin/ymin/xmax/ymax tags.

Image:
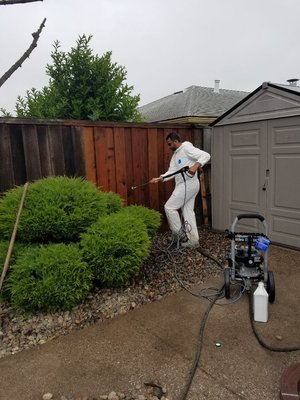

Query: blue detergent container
<box><xmin>255</xmin><ymin>236</ymin><xmax>270</xmax><ymax>252</ymax></box>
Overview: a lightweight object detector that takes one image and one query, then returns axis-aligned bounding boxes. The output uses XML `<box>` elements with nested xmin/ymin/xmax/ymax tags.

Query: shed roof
<box><xmin>210</xmin><ymin>82</ymin><xmax>300</xmax><ymax>127</ymax></box>
<box><xmin>139</xmin><ymin>85</ymin><xmax>249</xmax><ymax>122</ymax></box>
<box><xmin>273</xmin><ymin>83</ymin><xmax>300</xmax><ymax>93</ymax></box>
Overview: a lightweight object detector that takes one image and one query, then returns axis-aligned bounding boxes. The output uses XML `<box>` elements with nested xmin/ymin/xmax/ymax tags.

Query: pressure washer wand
<box><xmin>131</xmin><ymin>181</ymin><xmax>150</xmax><ymax>191</ymax></box>
<box><xmin>131</xmin><ymin>166</ymin><xmax>190</xmax><ymax>191</ymax></box>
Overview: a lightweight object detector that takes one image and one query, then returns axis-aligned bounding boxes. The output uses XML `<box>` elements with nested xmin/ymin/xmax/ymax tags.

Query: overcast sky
<box><xmin>0</xmin><ymin>0</ymin><xmax>300</xmax><ymax>114</ymax></box>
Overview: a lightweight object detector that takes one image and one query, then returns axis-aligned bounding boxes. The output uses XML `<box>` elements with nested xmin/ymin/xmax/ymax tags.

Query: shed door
<box><xmin>223</xmin><ymin>121</ymin><xmax>268</xmax><ymax>232</ymax></box>
<box><xmin>267</xmin><ymin>117</ymin><xmax>300</xmax><ymax>248</ymax></box>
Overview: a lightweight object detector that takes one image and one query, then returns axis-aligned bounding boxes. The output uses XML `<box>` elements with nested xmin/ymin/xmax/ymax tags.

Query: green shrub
<box><xmin>0</xmin><ymin>241</ymin><xmax>29</xmax><ymax>267</ymax></box>
<box><xmin>8</xmin><ymin>243</ymin><xmax>93</xmax><ymax>312</ymax></box>
<box><xmin>100</xmin><ymin>191</ymin><xmax>124</xmax><ymax>214</ymax></box>
<box><xmin>0</xmin><ymin>176</ymin><xmax>108</xmax><ymax>243</ymax></box>
<box><xmin>0</xmin><ymin>241</ymin><xmax>31</xmax><ymax>303</ymax></box>
<box><xmin>119</xmin><ymin>205</ymin><xmax>161</xmax><ymax>237</ymax></box>
<box><xmin>80</xmin><ymin>213</ymin><xmax>150</xmax><ymax>286</ymax></box>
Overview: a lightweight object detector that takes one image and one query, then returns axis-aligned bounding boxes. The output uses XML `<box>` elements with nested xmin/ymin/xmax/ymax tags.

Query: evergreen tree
<box><xmin>16</xmin><ymin>34</ymin><xmax>142</xmax><ymax>121</ymax></box>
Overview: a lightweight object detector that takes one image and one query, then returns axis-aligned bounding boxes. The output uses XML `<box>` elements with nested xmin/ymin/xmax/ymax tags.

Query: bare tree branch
<box><xmin>0</xmin><ymin>0</ymin><xmax>43</xmax><ymax>5</ymax></box>
<box><xmin>0</xmin><ymin>17</ymin><xmax>46</xmax><ymax>88</ymax></box>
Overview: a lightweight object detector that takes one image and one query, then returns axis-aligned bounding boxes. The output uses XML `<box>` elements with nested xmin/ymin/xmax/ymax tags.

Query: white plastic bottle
<box><xmin>253</xmin><ymin>281</ymin><xmax>269</xmax><ymax>322</ymax></box>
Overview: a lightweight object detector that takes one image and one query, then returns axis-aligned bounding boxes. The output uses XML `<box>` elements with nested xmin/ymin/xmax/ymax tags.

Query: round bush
<box><xmin>119</xmin><ymin>205</ymin><xmax>161</xmax><ymax>237</ymax></box>
<box><xmin>100</xmin><ymin>191</ymin><xmax>124</xmax><ymax>214</ymax></box>
<box><xmin>80</xmin><ymin>213</ymin><xmax>150</xmax><ymax>286</ymax></box>
<box><xmin>8</xmin><ymin>243</ymin><xmax>93</xmax><ymax>312</ymax></box>
<box><xmin>0</xmin><ymin>176</ymin><xmax>108</xmax><ymax>243</ymax></box>
<box><xmin>0</xmin><ymin>241</ymin><xmax>31</xmax><ymax>303</ymax></box>
<box><xmin>0</xmin><ymin>241</ymin><xmax>29</xmax><ymax>267</ymax></box>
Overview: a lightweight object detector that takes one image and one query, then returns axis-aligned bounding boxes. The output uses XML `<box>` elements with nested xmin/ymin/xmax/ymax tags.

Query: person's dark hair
<box><xmin>166</xmin><ymin>132</ymin><xmax>182</xmax><ymax>142</ymax></box>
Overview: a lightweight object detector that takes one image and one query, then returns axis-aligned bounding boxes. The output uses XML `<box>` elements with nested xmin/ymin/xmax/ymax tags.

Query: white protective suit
<box><xmin>160</xmin><ymin>141</ymin><xmax>210</xmax><ymax>242</ymax></box>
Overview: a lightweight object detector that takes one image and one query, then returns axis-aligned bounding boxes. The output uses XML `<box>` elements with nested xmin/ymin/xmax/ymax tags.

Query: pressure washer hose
<box><xmin>248</xmin><ymin>292</ymin><xmax>300</xmax><ymax>353</ymax></box>
<box><xmin>171</xmin><ymin>245</ymin><xmax>300</xmax><ymax>400</ymax></box>
<box><xmin>178</xmin><ymin>292</ymin><xmax>220</xmax><ymax>400</ymax></box>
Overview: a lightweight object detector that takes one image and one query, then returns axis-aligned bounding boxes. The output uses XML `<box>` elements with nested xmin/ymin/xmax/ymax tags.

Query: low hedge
<box><xmin>0</xmin><ymin>241</ymin><xmax>31</xmax><ymax>303</ymax></box>
<box><xmin>118</xmin><ymin>205</ymin><xmax>161</xmax><ymax>237</ymax></box>
<box><xmin>0</xmin><ymin>177</ymin><xmax>107</xmax><ymax>243</ymax></box>
<box><xmin>80</xmin><ymin>213</ymin><xmax>150</xmax><ymax>286</ymax></box>
<box><xmin>100</xmin><ymin>191</ymin><xmax>124</xmax><ymax>214</ymax></box>
<box><xmin>0</xmin><ymin>241</ymin><xmax>29</xmax><ymax>268</ymax></box>
<box><xmin>7</xmin><ymin>243</ymin><xmax>93</xmax><ymax>312</ymax></box>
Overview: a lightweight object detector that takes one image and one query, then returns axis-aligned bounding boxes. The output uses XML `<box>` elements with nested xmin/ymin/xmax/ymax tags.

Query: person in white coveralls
<box><xmin>150</xmin><ymin>132</ymin><xmax>210</xmax><ymax>248</ymax></box>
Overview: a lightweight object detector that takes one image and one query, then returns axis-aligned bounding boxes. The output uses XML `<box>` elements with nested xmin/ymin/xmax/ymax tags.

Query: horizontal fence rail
<box><xmin>0</xmin><ymin>119</ymin><xmax>211</xmax><ymax>225</ymax></box>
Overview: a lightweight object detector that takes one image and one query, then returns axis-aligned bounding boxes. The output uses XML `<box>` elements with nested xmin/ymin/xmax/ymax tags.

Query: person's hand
<box><xmin>188</xmin><ymin>163</ymin><xmax>201</xmax><ymax>175</ymax></box>
<box><xmin>150</xmin><ymin>177</ymin><xmax>162</xmax><ymax>184</ymax></box>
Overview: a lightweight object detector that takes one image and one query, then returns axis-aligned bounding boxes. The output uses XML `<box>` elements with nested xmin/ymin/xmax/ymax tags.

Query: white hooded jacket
<box><xmin>160</xmin><ymin>141</ymin><xmax>210</xmax><ymax>185</ymax></box>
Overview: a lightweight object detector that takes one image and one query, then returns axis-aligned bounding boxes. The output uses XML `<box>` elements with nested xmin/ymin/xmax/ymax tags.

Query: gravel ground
<box><xmin>0</xmin><ymin>227</ymin><xmax>230</xmax><ymax>400</ymax></box>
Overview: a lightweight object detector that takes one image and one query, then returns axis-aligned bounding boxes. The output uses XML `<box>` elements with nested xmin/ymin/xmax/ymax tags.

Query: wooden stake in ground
<box><xmin>200</xmin><ymin>170</ymin><xmax>209</xmax><ymax>226</ymax></box>
<box><xmin>0</xmin><ymin>182</ymin><xmax>29</xmax><ymax>291</ymax></box>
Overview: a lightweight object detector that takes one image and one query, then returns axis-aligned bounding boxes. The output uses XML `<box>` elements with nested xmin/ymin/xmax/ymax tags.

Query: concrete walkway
<box><xmin>0</xmin><ymin>245</ymin><xmax>299</xmax><ymax>400</ymax></box>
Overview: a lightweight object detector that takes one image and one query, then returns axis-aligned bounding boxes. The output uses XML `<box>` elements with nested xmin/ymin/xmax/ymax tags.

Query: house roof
<box><xmin>138</xmin><ymin>85</ymin><xmax>249</xmax><ymax>123</ymax></box>
<box><xmin>210</xmin><ymin>81</ymin><xmax>300</xmax><ymax>127</ymax></box>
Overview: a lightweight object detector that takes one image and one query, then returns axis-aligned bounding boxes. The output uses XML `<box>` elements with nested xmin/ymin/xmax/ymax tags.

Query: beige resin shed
<box><xmin>211</xmin><ymin>80</ymin><xmax>300</xmax><ymax>249</ymax></box>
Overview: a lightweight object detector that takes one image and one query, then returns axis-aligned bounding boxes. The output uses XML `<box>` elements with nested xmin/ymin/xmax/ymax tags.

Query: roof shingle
<box><xmin>139</xmin><ymin>85</ymin><xmax>249</xmax><ymax>122</ymax></box>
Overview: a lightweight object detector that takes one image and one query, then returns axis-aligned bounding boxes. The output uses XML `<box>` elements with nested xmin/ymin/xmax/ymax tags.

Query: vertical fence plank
<box><xmin>0</xmin><ymin>124</ymin><xmax>14</xmax><ymax>192</ymax></box>
<box><xmin>162</xmin><ymin>128</ymin><xmax>175</xmax><ymax>211</ymax></box>
<box><xmin>22</xmin><ymin>124</ymin><xmax>42</xmax><ymax>181</ymax></box>
<box><xmin>71</xmin><ymin>126</ymin><xmax>85</xmax><ymax>177</ymax></box>
<box><xmin>178</xmin><ymin>127</ymin><xmax>192</xmax><ymax>143</ymax></box>
<box><xmin>95</xmin><ymin>126</ymin><xmax>116</xmax><ymax>192</ymax></box>
<box><xmin>200</xmin><ymin>172</ymin><xmax>208</xmax><ymax>225</ymax></box>
<box><xmin>82</xmin><ymin>126</ymin><xmax>97</xmax><ymax>185</ymax></box>
<box><xmin>156</xmin><ymin>128</ymin><xmax>167</xmax><ymax>214</ymax></box>
<box><xmin>131</xmin><ymin>127</ymin><xmax>149</xmax><ymax>207</ymax></box>
<box><xmin>114</xmin><ymin>127</ymin><xmax>128</xmax><ymax>203</ymax></box>
<box><xmin>192</xmin><ymin>127</ymin><xmax>206</xmax><ymax>225</ymax></box>
<box><xmin>106</xmin><ymin>127</ymin><xmax>116</xmax><ymax>192</ymax></box>
<box><xmin>9</xmin><ymin>124</ymin><xmax>26</xmax><ymax>186</ymax></box>
<box><xmin>61</xmin><ymin>126</ymin><xmax>75</xmax><ymax>176</ymax></box>
<box><xmin>47</xmin><ymin>125</ymin><xmax>66</xmax><ymax>176</ymax></box>
<box><xmin>125</xmin><ymin>127</ymin><xmax>134</xmax><ymax>205</ymax></box>
<box><xmin>192</xmin><ymin>126</ymin><xmax>203</xmax><ymax>150</ymax></box>
<box><xmin>147</xmin><ymin>128</ymin><xmax>160</xmax><ymax>210</ymax></box>
<box><xmin>94</xmin><ymin>127</ymin><xmax>108</xmax><ymax>190</ymax></box>
<box><xmin>37</xmin><ymin>125</ymin><xmax>53</xmax><ymax>177</ymax></box>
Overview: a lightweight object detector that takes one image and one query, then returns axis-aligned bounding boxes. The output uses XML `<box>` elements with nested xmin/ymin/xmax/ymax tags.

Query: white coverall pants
<box><xmin>164</xmin><ymin>176</ymin><xmax>200</xmax><ymax>242</ymax></box>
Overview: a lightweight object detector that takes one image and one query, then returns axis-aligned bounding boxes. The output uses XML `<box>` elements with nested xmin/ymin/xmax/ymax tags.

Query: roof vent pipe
<box><xmin>214</xmin><ymin>79</ymin><xmax>220</xmax><ymax>93</ymax></box>
<box><xmin>287</xmin><ymin>78</ymin><xmax>299</xmax><ymax>86</ymax></box>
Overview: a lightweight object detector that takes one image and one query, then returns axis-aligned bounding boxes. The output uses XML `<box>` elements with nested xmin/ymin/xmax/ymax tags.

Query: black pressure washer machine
<box><xmin>224</xmin><ymin>213</ymin><xmax>275</xmax><ymax>302</ymax></box>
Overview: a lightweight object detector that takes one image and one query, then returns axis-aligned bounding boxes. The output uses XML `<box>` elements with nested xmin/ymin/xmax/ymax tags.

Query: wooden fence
<box><xmin>0</xmin><ymin>119</ymin><xmax>211</xmax><ymax>224</ymax></box>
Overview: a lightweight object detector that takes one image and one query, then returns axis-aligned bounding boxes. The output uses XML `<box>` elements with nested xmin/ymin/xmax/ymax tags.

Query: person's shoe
<box><xmin>181</xmin><ymin>240</ymin><xmax>200</xmax><ymax>249</ymax></box>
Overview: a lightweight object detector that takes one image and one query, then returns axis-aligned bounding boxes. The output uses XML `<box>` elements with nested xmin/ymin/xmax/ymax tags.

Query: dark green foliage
<box><xmin>119</xmin><ymin>205</ymin><xmax>161</xmax><ymax>237</ymax></box>
<box><xmin>0</xmin><ymin>177</ymin><xmax>107</xmax><ymax>243</ymax></box>
<box><xmin>100</xmin><ymin>191</ymin><xmax>124</xmax><ymax>214</ymax></box>
<box><xmin>16</xmin><ymin>34</ymin><xmax>143</xmax><ymax>122</ymax></box>
<box><xmin>0</xmin><ymin>241</ymin><xmax>31</xmax><ymax>303</ymax></box>
<box><xmin>80</xmin><ymin>213</ymin><xmax>150</xmax><ymax>286</ymax></box>
<box><xmin>0</xmin><ymin>241</ymin><xmax>29</xmax><ymax>268</ymax></box>
<box><xmin>7</xmin><ymin>244</ymin><xmax>93</xmax><ymax>312</ymax></box>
